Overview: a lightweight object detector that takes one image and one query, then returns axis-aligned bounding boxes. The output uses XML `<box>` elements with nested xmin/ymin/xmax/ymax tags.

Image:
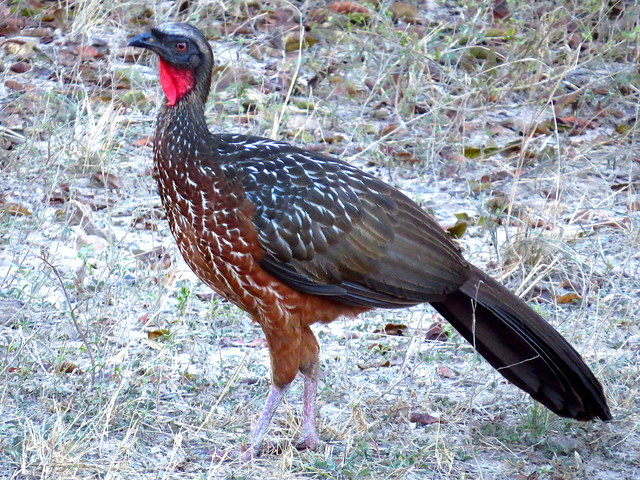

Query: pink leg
<box><xmin>242</xmin><ymin>384</ymin><xmax>287</xmax><ymax>460</ymax></box>
<box><xmin>298</xmin><ymin>372</ymin><xmax>319</xmax><ymax>450</ymax></box>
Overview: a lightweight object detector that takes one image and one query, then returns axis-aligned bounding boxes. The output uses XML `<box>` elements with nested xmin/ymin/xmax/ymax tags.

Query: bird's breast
<box><xmin>153</xmin><ymin>152</ymin><xmax>300</xmax><ymax>322</ymax></box>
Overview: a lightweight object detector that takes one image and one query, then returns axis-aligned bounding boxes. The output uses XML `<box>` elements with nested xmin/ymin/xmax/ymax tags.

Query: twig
<box><xmin>40</xmin><ymin>251</ymin><xmax>96</xmax><ymax>386</ymax></box>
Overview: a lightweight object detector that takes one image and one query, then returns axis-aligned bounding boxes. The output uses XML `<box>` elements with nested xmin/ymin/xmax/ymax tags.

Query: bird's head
<box><xmin>129</xmin><ymin>23</ymin><xmax>213</xmax><ymax>107</ymax></box>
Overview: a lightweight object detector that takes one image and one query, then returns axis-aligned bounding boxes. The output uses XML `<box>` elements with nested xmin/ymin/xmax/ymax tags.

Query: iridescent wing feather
<box><xmin>218</xmin><ymin>135</ymin><xmax>468</xmax><ymax>307</ymax></box>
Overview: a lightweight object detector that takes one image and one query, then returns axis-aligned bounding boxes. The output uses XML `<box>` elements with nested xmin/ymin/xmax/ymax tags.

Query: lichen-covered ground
<box><xmin>1</xmin><ymin>1</ymin><xmax>638</xmax><ymax>478</ymax></box>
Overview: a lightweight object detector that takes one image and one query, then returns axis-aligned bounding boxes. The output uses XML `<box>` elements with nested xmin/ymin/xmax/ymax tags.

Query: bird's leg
<box><xmin>242</xmin><ymin>319</ymin><xmax>301</xmax><ymax>459</ymax></box>
<box><xmin>242</xmin><ymin>383</ymin><xmax>288</xmax><ymax>459</ymax></box>
<box><xmin>298</xmin><ymin>364</ymin><xmax>319</xmax><ymax>450</ymax></box>
<box><xmin>297</xmin><ymin>326</ymin><xmax>320</xmax><ymax>450</ymax></box>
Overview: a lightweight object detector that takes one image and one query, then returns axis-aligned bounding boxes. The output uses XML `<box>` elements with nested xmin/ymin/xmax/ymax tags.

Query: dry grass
<box><xmin>1</xmin><ymin>0</ymin><xmax>639</xmax><ymax>478</ymax></box>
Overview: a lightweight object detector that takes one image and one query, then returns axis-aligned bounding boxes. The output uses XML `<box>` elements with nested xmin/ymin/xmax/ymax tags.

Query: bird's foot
<box><xmin>239</xmin><ymin>446</ymin><xmax>259</xmax><ymax>462</ymax></box>
<box><xmin>295</xmin><ymin>433</ymin><xmax>319</xmax><ymax>451</ymax></box>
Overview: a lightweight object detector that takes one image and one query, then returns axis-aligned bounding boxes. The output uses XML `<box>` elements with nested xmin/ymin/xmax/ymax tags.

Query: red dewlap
<box><xmin>158</xmin><ymin>58</ymin><xmax>195</xmax><ymax>106</ymax></box>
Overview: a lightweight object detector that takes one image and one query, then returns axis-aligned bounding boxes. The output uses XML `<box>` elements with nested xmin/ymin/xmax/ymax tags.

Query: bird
<box><xmin>128</xmin><ymin>23</ymin><xmax>611</xmax><ymax>457</ymax></box>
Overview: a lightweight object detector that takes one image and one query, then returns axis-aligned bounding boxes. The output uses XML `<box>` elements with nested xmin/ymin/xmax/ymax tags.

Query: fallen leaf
<box><xmin>182</xmin><ymin>372</ymin><xmax>197</xmax><ymax>382</ymax></box>
<box><xmin>328</xmin><ymin>1</ymin><xmax>371</xmax><ymax>14</ymax></box>
<box><xmin>556</xmin><ymin>115</ymin><xmax>595</xmax><ymax>130</ymax></box>
<box><xmin>592</xmin><ymin>216</ymin><xmax>631</xmax><ymax>230</ymax></box>
<box><xmin>133</xmin><ymin>246</ymin><xmax>172</xmax><ymax>270</ymax></box>
<box><xmin>555</xmin><ymin>293</ymin><xmax>581</xmax><ymax>305</ymax></box>
<box><xmin>436</xmin><ymin>365</ymin><xmax>456</xmax><ymax>378</ymax></box>
<box><xmin>446</xmin><ymin>220</ymin><xmax>468</xmax><ymax>239</ymax></box>
<box><xmin>10</xmin><ymin>62</ymin><xmax>30</xmax><ymax>73</ymax></box>
<box><xmin>393</xmin><ymin>151</ymin><xmax>420</xmax><ymax>163</ymax></box>
<box><xmin>557</xmin><ymin>280</ymin><xmax>582</xmax><ymax>291</ymax></box>
<box><xmin>357</xmin><ymin>359</ymin><xmax>391</xmax><ymax>370</ymax></box>
<box><xmin>615</xmin><ymin>119</ymin><xmax>635</xmax><ymax>135</ymax></box>
<box><xmin>552</xmin><ymin>90</ymin><xmax>581</xmax><ymax>114</ymax></box>
<box><xmin>5</xmin><ymin>80</ymin><xmax>32</xmax><ymax>92</ymax></box>
<box><xmin>91</xmin><ymin>172</ymin><xmax>122</xmax><ymax>190</ymax></box>
<box><xmin>463</xmin><ymin>146</ymin><xmax>500</xmax><ymax>159</ymax></box>
<box><xmin>1</xmin><ymin>203</ymin><xmax>31</xmax><ymax>216</ymax></box>
<box><xmin>389</xmin><ymin>3</ymin><xmax>425</xmax><ymax>24</ymax></box>
<box><xmin>76</xmin><ymin>234</ymin><xmax>108</xmax><ymax>253</ymax></box>
<box><xmin>628</xmin><ymin>199</ymin><xmax>640</xmax><ymax>212</ymax></box>
<box><xmin>76</xmin><ymin>44</ymin><xmax>107</xmax><ymax>60</ymax></box>
<box><xmin>486</xmin><ymin>195</ymin><xmax>510</xmax><ymax>212</ymax></box>
<box><xmin>4</xmin><ymin>40</ymin><xmax>37</xmax><ymax>60</ymax></box>
<box><xmin>147</xmin><ymin>329</ymin><xmax>171</xmax><ymax>340</ymax></box>
<box><xmin>410</xmin><ymin>412</ymin><xmax>443</xmax><ymax>425</ymax></box>
<box><xmin>379</xmin><ymin>124</ymin><xmax>402</xmax><ymax>137</ymax></box>
<box><xmin>492</xmin><ymin>1</ymin><xmax>511</xmax><ymax>21</ymax></box>
<box><xmin>283</xmin><ymin>32</ymin><xmax>318</xmax><ymax>52</ymax></box>
<box><xmin>55</xmin><ymin>361</ymin><xmax>81</xmax><ymax>374</ymax></box>
<box><xmin>0</xmin><ymin>11</ymin><xmax>25</xmax><ymax>36</ymax></box>
<box><xmin>425</xmin><ymin>322</ymin><xmax>449</xmax><ymax>341</ymax></box>
<box><xmin>133</xmin><ymin>136</ymin><xmax>153</xmax><ymax>147</ymax></box>
<box><xmin>374</xmin><ymin>323</ymin><xmax>408</xmax><ymax>336</ymax></box>
<box><xmin>321</xmin><ymin>132</ymin><xmax>346</xmax><ymax>144</ymax></box>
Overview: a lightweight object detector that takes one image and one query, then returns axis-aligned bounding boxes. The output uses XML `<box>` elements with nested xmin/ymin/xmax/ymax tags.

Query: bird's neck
<box><xmin>155</xmin><ymin>95</ymin><xmax>217</xmax><ymax>165</ymax></box>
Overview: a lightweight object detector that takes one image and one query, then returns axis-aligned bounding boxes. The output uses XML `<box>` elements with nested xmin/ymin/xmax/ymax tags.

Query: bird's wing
<box><xmin>219</xmin><ymin>137</ymin><xmax>468</xmax><ymax>307</ymax></box>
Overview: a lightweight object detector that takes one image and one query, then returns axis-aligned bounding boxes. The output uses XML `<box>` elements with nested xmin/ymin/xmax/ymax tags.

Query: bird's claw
<box><xmin>295</xmin><ymin>434</ymin><xmax>319</xmax><ymax>451</ymax></box>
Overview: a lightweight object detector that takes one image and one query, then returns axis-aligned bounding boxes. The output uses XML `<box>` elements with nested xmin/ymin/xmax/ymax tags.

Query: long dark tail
<box><xmin>430</xmin><ymin>266</ymin><xmax>611</xmax><ymax>421</ymax></box>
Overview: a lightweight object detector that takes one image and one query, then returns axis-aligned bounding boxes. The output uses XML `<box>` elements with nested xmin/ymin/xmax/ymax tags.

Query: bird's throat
<box><xmin>158</xmin><ymin>59</ymin><xmax>195</xmax><ymax>106</ymax></box>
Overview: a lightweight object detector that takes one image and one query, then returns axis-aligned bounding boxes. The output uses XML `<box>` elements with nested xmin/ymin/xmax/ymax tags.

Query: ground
<box><xmin>0</xmin><ymin>1</ymin><xmax>639</xmax><ymax>479</ymax></box>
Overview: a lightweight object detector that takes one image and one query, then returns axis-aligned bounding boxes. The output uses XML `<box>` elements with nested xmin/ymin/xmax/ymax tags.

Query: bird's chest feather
<box><xmin>152</xmin><ymin>147</ymin><xmax>279</xmax><ymax>314</ymax></box>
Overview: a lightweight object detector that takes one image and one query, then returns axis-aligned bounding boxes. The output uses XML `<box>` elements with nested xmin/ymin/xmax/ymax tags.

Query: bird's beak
<box><xmin>128</xmin><ymin>32</ymin><xmax>159</xmax><ymax>52</ymax></box>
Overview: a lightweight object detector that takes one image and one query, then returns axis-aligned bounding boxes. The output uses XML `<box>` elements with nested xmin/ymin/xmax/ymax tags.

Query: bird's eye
<box><xmin>175</xmin><ymin>42</ymin><xmax>187</xmax><ymax>51</ymax></box>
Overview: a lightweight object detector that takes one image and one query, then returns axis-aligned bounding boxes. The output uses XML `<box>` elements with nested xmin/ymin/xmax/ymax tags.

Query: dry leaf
<box><xmin>358</xmin><ymin>359</ymin><xmax>391</xmax><ymax>370</ymax></box>
<box><xmin>76</xmin><ymin>234</ymin><xmax>108</xmax><ymax>253</ymax></box>
<box><xmin>374</xmin><ymin>323</ymin><xmax>408</xmax><ymax>336</ymax></box>
<box><xmin>552</xmin><ymin>90</ymin><xmax>580</xmax><ymax>115</ymax></box>
<box><xmin>328</xmin><ymin>2</ymin><xmax>371</xmax><ymax>14</ymax></box>
<box><xmin>2</xmin><ymin>203</ymin><xmax>31</xmax><ymax>216</ymax></box>
<box><xmin>492</xmin><ymin>0</ymin><xmax>511</xmax><ymax>21</ymax></box>
<box><xmin>10</xmin><ymin>62</ymin><xmax>30</xmax><ymax>73</ymax></box>
<box><xmin>436</xmin><ymin>365</ymin><xmax>456</xmax><ymax>378</ymax></box>
<box><xmin>389</xmin><ymin>3</ymin><xmax>425</xmax><ymax>24</ymax></box>
<box><xmin>133</xmin><ymin>246</ymin><xmax>172</xmax><ymax>270</ymax></box>
<box><xmin>446</xmin><ymin>220</ymin><xmax>468</xmax><ymax>239</ymax></box>
<box><xmin>555</xmin><ymin>293</ymin><xmax>581</xmax><ymax>305</ymax></box>
<box><xmin>147</xmin><ymin>329</ymin><xmax>171</xmax><ymax>340</ymax></box>
<box><xmin>133</xmin><ymin>136</ymin><xmax>153</xmax><ymax>147</ymax></box>
<box><xmin>5</xmin><ymin>80</ymin><xmax>31</xmax><ymax>92</ymax></box>
<box><xmin>393</xmin><ymin>151</ymin><xmax>420</xmax><ymax>163</ymax></box>
<box><xmin>379</xmin><ymin>124</ymin><xmax>402</xmax><ymax>137</ymax></box>
<box><xmin>76</xmin><ymin>45</ymin><xmax>107</xmax><ymax>60</ymax></box>
<box><xmin>91</xmin><ymin>172</ymin><xmax>122</xmax><ymax>190</ymax></box>
<box><xmin>410</xmin><ymin>412</ymin><xmax>443</xmax><ymax>426</ymax></box>
<box><xmin>4</xmin><ymin>40</ymin><xmax>37</xmax><ymax>60</ymax></box>
<box><xmin>283</xmin><ymin>32</ymin><xmax>318</xmax><ymax>52</ymax></box>
<box><xmin>55</xmin><ymin>361</ymin><xmax>81</xmax><ymax>374</ymax></box>
<box><xmin>463</xmin><ymin>146</ymin><xmax>500</xmax><ymax>159</ymax></box>
<box><xmin>425</xmin><ymin>322</ymin><xmax>449</xmax><ymax>341</ymax></box>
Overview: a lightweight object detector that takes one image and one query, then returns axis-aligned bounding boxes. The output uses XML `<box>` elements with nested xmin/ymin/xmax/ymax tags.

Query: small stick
<box><xmin>40</xmin><ymin>251</ymin><xmax>96</xmax><ymax>386</ymax></box>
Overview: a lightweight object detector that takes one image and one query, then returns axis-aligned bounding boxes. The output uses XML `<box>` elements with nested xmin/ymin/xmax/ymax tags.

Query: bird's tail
<box><xmin>430</xmin><ymin>266</ymin><xmax>611</xmax><ymax>421</ymax></box>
